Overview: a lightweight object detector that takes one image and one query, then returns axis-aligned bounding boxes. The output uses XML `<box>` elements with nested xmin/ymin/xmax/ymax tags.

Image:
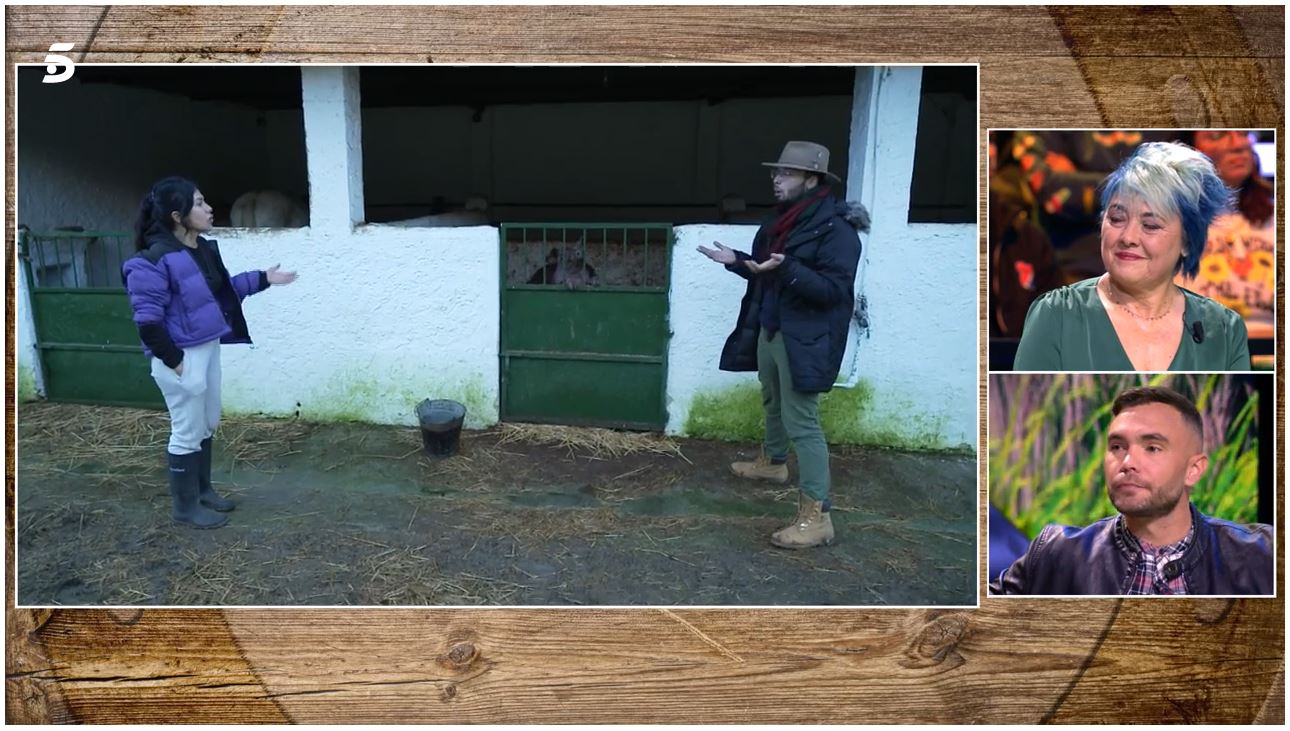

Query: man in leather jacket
<box><xmin>697</xmin><ymin>141</ymin><xmax>865</xmax><ymax>550</ymax></box>
<box><xmin>991</xmin><ymin>386</ymin><xmax>1273</xmax><ymax>595</ymax></box>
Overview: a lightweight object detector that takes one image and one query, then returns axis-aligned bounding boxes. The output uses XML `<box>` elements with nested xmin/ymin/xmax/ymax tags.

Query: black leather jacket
<box><xmin>990</xmin><ymin>504</ymin><xmax>1274</xmax><ymax>595</ymax></box>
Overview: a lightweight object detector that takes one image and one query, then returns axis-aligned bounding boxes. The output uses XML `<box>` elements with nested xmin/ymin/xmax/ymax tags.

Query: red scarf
<box><xmin>767</xmin><ymin>186</ymin><xmax>832</xmax><ymax>256</ymax></box>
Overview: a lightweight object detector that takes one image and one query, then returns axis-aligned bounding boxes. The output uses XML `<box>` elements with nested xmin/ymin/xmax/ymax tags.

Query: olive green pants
<box><xmin>757</xmin><ymin>328</ymin><xmax>830</xmax><ymax>502</ymax></box>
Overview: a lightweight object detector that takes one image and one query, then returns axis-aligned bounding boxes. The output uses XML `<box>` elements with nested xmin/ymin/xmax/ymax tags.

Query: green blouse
<box><xmin>1013</xmin><ymin>277</ymin><xmax>1251</xmax><ymax>371</ymax></box>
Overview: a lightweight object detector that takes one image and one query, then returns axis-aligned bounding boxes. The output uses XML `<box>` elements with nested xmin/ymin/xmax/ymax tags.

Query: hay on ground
<box><xmin>17</xmin><ymin>403</ymin><xmax>316</xmax><ymax>481</ymax></box>
<box><xmin>457</xmin><ymin>495</ymin><xmax>688</xmax><ymax>545</ymax></box>
<box><xmin>495</xmin><ymin>422</ymin><xmax>690</xmax><ymax>462</ymax></box>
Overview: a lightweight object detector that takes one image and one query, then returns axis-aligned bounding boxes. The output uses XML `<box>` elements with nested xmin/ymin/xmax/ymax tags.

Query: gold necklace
<box><xmin>1103</xmin><ymin>279</ymin><xmax>1175</xmax><ymax>322</ymax></box>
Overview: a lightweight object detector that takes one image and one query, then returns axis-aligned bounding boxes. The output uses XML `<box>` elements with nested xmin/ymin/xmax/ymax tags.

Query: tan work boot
<box><xmin>729</xmin><ymin>453</ymin><xmax>789</xmax><ymax>484</ymax></box>
<box><xmin>770</xmin><ymin>494</ymin><xmax>834</xmax><ymax>549</ymax></box>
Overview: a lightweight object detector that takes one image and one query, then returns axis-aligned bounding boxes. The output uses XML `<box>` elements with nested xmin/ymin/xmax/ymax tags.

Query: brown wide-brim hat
<box><xmin>762</xmin><ymin>140</ymin><xmax>843</xmax><ymax>182</ymax></box>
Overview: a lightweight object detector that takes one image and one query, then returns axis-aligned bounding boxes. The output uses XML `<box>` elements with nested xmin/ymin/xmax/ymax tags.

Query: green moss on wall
<box><xmin>817</xmin><ymin>381</ymin><xmax>874</xmax><ymax>443</ymax></box>
<box><xmin>682</xmin><ymin>384</ymin><xmax>765</xmax><ymax>442</ymax></box>
<box><xmin>683</xmin><ymin>379</ymin><xmax>967</xmax><ymax>453</ymax></box>
<box><xmin>17</xmin><ymin>365</ymin><xmax>39</xmax><ymax>403</ymax></box>
<box><xmin>288</xmin><ymin>371</ymin><xmax>497</xmax><ymax>428</ymax></box>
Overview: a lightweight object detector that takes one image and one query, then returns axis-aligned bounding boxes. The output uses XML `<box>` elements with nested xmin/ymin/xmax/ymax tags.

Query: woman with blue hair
<box><xmin>1014</xmin><ymin>141</ymin><xmax>1250</xmax><ymax>371</ymax></box>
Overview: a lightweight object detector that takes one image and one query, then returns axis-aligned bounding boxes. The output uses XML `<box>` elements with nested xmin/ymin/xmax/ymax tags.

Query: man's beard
<box><xmin>1109</xmin><ymin>483</ymin><xmax>1187</xmax><ymax>520</ymax></box>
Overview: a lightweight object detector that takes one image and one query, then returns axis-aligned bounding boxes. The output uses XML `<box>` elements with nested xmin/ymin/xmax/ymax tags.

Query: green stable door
<box><xmin>20</xmin><ymin>231</ymin><xmax>164</xmax><ymax>408</ymax></box>
<box><xmin>500</xmin><ymin>224</ymin><xmax>672</xmax><ymax>430</ymax></box>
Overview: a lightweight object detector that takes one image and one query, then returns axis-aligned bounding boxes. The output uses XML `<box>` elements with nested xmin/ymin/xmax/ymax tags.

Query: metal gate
<box><xmin>500</xmin><ymin>223</ymin><xmax>673</xmax><ymax>430</ymax></box>
<box><xmin>18</xmin><ymin>229</ymin><xmax>163</xmax><ymax>407</ymax></box>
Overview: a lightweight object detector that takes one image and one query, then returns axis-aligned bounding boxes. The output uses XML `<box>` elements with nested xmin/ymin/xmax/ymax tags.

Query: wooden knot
<box><xmin>1192</xmin><ymin>598</ymin><xmax>1236</xmax><ymax>625</ymax></box>
<box><xmin>437</xmin><ymin>641</ymin><xmax>480</xmax><ymax>672</ymax></box>
<box><xmin>901</xmin><ymin>612</ymin><xmax>971</xmax><ymax>670</ymax></box>
<box><xmin>441</xmin><ymin>683</ymin><xmax>458</xmax><ymax>701</ymax></box>
<box><xmin>28</xmin><ymin>609</ymin><xmax>58</xmax><ymax>633</ymax></box>
<box><xmin>1165</xmin><ymin>73</ymin><xmax>1208</xmax><ymax>127</ymax></box>
<box><xmin>107</xmin><ymin>609</ymin><xmax>144</xmax><ymax>626</ymax></box>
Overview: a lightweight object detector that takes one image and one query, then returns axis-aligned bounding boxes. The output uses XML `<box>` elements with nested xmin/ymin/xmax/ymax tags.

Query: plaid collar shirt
<box><xmin>1120</xmin><ymin>516</ymin><xmax>1194</xmax><ymax>595</ymax></box>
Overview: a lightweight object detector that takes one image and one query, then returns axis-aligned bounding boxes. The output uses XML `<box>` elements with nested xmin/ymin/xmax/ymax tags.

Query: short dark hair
<box><xmin>1111</xmin><ymin>386</ymin><xmax>1204</xmax><ymax>442</ymax></box>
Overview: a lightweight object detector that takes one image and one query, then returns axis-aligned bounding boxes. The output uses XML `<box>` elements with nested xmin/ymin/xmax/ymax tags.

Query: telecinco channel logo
<box><xmin>42</xmin><ymin>43</ymin><xmax>76</xmax><ymax>84</ymax></box>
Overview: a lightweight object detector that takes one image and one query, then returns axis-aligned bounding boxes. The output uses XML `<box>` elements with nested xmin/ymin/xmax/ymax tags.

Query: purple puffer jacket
<box><xmin>122</xmin><ymin>232</ymin><xmax>267</xmax><ymax>358</ymax></box>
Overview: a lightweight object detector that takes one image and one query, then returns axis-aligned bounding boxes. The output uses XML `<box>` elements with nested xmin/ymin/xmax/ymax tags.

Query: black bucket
<box><xmin>416</xmin><ymin>399</ymin><xmax>467</xmax><ymax>458</ymax></box>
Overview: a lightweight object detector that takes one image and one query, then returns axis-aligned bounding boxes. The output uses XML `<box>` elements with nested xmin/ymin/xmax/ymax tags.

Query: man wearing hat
<box><xmin>698</xmin><ymin>140</ymin><xmax>868</xmax><ymax>549</ymax></box>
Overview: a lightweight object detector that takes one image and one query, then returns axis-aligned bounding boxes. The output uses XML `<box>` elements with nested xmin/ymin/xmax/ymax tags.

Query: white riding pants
<box><xmin>150</xmin><ymin>338</ymin><xmax>222</xmax><ymax>455</ymax></box>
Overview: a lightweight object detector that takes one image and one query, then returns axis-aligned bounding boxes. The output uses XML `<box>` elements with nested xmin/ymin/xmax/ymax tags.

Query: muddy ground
<box><xmin>15</xmin><ymin>403</ymin><xmax>977</xmax><ymax>606</ymax></box>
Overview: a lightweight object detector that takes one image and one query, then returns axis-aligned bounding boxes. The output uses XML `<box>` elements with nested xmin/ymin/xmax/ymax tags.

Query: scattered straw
<box><xmin>219</xmin><ymin>415</ymin><xmax>315</xmax><ymax>470</ymax></box>
<box><xmin>17</xmin><ymin>403</ymin><xmax>316</xmax><ymax>484</ymax></box>
<box><xmin>18</xmin><ymin>403</ymin><xmax>170</xmax><ymax>480</ymax></box>
<box><xmin>495</xmin><ymin>422</ymin><xmax>690</xmax><ymax>463</ymax></box>
<box><xmin>75</xmin><ymin>553</ymin><xmax>156</xmax><ymax>604</ymax></box>
<box><xmin>415</xmin><ymin>447</ymin><xmax>504</xmax><ymax>485</ymax></box>
<box><xmin>458</xmin><ymin>496</ymin><xmax>689</xmax><ymax>546</ymax></box>
<box><xmin>166</xmin><ymin>541</ymin><xmax>254</xmax><ymax>605</ymax></box>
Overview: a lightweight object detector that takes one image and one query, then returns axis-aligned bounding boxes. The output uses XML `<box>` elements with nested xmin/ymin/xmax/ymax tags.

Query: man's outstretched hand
<box><xmin>696</xmin><ymin>241</ymin><xmax>737</xmax><ymax>265</ymax></box>
<box><xmin>744</xmin><ymin>253</ymin><xmax>785</xmax><ymax>274</ymax></box>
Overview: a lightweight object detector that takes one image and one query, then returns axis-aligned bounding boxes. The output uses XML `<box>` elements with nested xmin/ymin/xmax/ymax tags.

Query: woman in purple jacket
<box><xmin>122</xmin><ymin>176</ymin><xmax>298</xmax><ymax>529</ymax></box>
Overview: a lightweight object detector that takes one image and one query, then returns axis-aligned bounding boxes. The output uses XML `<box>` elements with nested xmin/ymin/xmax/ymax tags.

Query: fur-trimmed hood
<box><xmin>839</xmin><ymin>200</ymin><xmax>871</xmax><ymax>233</ymax></box>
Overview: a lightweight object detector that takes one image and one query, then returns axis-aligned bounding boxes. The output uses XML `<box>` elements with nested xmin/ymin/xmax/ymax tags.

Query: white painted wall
<box><xmin>842</xmin><ymin>67</ymin><xmax>976</xmax><ymax>450</ymax></box>
<box><xmin>213</xmin><ymin>224</ymin><xmax>501</xmax><ymax>428</ymax></box>
<box><xmin>664</xmin><ymin>224</ymin><xmax>763</xmax><ymax>430</ymax></box>
<box><xmin>217</xmin><ymin>70</ymin><xmax>498</xmax><ymax>429</ymax></box>
<box><xmin>12</xmin><ymin>220</ymin><xmax>504</xmax><ymax>421</ymax></box>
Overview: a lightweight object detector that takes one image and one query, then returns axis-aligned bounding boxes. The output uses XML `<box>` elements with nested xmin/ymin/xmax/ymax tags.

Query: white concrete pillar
<box><xmin>834</xmin><ymin>66</ymin><xmax>886</xmax><ymax>388</ymax></box>
<box><xmin>867</xmin><ymin>66</ymin><xmax>924</xmax><ymax>215</ymax></box>
<box><xmin>846</xmin><ymin>67</ymin><xmax>878</xmax><ymax>210</ymax></box>
<box><xmin>853</xmin><ymin>65</ymin><xmax>976</xmax><ymax>449</ymax></box>
<box><xmin>15</xmin><ymin>240</ymin><xmax>47</xmax><ymax>399</ymax></box>
<box><xmin>301</xmin><ymin>67</ymin><xmax>364</xmax><ymax>232</ymax></box>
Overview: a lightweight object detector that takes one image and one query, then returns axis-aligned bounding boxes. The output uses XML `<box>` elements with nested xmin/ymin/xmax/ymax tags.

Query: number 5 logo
<box><xmin>42</xmin><ymin>43</ymin><xmax>75</xmax><ymax>84</ymax></box>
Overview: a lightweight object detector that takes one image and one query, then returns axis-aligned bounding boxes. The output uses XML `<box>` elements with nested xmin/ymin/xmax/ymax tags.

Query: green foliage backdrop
<box><xmin>989</xmin><ymin>374</ymin><xmax>1259</xmax><ymax>539</ymax></box>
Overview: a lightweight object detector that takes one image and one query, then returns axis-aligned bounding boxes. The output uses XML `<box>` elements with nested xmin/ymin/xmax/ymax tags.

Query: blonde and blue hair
<box><xmin>1099</xmin><ymin>141</ymin><xmax>1233</xmax><ymax>280</ymax></box>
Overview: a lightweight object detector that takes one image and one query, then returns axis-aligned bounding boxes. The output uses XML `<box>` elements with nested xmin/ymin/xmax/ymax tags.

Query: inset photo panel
<box><xmin>14</xmin><ymin>64</ymin><xmax>979</xmax><ymax>608</ymax></box>
<box><xmin>988</xmin><ymin>372</ymin><xmax>1273</xmax><ymax>597</ymax></box>
<box><xmin>987</xmin><ymin>129</ymin><xmax>1275</xmax><ymax>372</ymax></box>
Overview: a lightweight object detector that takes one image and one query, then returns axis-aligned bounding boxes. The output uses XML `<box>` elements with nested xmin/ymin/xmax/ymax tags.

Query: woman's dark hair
<box><xmin>1235</xmin><ymin>152</ymin><xmax>1274</xmax><ymax>228</ymax></box>
<box><xmin>133</xmin><ymin>176</ymin><xmax>198</xmax><ymax>251</ymax></box>
<box><xmin>1185</xmin><ymin>131</ymin><xmax>1274</xmax><ymax>228</ymax></box>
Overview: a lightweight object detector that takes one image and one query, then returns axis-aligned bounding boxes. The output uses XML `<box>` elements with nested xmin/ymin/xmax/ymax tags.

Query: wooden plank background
<box><xmin>5</xmin><ymin>4</ymin><xmax>1285</xmax><ymax>724</ymax></box>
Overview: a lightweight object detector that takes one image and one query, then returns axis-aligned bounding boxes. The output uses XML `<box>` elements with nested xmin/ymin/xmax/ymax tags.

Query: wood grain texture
<box><xmin>0</xmin><ymin>5</ymin><xmax>1228</xmax><ymax>59</ymax></box>
<box><xmin>5</xmin><ymin>4</ymin><xmax>1285</xmax><ymax>724</ymax></box>
<box><xmin>1051</xmin><ymin>6</ymin><xmax>1282</xmax><ymax>126</ymax></box>
<box><xmin>9</xmin><ymin>602</ymin><xmax>1285</xmax><ymax>724</ymax></box>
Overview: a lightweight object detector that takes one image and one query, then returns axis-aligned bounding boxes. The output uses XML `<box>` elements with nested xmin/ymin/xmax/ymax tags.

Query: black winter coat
<box><xmin>718</xmin><ymin>196</ymin><xmax>866</xmax><ymax>393</ymax></box>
